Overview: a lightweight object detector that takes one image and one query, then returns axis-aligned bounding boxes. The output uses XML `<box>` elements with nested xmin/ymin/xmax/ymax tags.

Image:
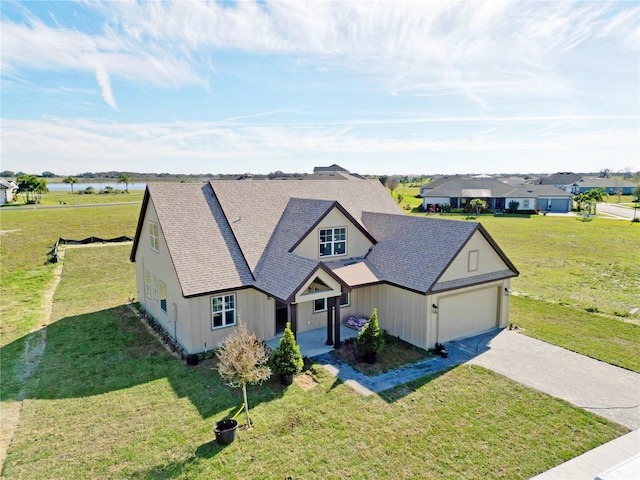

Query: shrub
<box><xmin>357</xmin><ymin>308</ymin><xmax>385</xmax><ymax>356</ymax></box>
<box><xmin>269</xmin><ymin>323</ymin><xmax>303</xmax><ymax>376</ymax></box>
<box><xmin>508</xmin><ymin>200</ymin><xmax>520</xmax><ymax>213</ymax></box>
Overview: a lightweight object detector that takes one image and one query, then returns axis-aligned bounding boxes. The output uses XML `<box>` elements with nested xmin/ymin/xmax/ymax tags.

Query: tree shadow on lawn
<box><xmin>0</xmin><ymin>305</ymin><xmax>286</xmax><ymax>419</ymax></box>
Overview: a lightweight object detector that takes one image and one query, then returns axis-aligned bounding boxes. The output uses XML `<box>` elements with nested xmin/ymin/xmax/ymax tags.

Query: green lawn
<box><xmin>1</xmin><ymin>246</ymin><xmax>627</xmax><ymax>479</ymax></box>
<box><xmin>0</xmin><ymin>205</ymin><xmax>139</xmax><ymax>347</ymax></box>
<box><xmin>3</xmin><ymin>189</ymin><xmax>144</xmax><ymax>207</ymax></box>
<box><xmin>409</xmin><ymin>213</ymin><xmax>639</xmax><ymax>318</ymax></box>
<box><xmin>511</xmin><ymin>296</ymin><xmax>640</xmax><ymax>372</ymax></box>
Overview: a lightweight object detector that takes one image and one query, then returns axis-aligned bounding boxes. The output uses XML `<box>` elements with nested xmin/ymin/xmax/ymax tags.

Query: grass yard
<box><xmin>409</xmin><ymin>213</ymin><xmax>639</xmax><ymax>318</ymax></box>
<box><xmin>1</xmin><ymin>245</ymin><xmax>628</xmax><ymax>479</ymax></box>
<box><xmin>510</xmin><ymin>296</ymin><xmax>640</xmax><ymax>372</ymax></box>
<box><xmin>4</xmin><ymin>189</ymin><xmax>144</xmax><ymax>207</ymax></box>
<box><xmin>0</xmin><ymin>205</ymin><xmax>139</xmax><ymax>347</ymax></box>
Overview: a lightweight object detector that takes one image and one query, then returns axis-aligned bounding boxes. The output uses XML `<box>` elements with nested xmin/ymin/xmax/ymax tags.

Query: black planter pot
<box><xmin>279</xmin><ymin>373</ymin><xmax>294</xmax><ymax>385</ymax></box>
<box><xmin>214</xmin><ymin>419</ymin><xmax>238</xmax><ymax>445</ymax></box>
<box><xmin>440</xmin><ymin>349</ymin><xmax>448</xmax><ymax>359</ymax></box>
<box><xmin>362</xmin><ymin>352</ymin><xmax>378</xmax><ymax>364</ymax></box>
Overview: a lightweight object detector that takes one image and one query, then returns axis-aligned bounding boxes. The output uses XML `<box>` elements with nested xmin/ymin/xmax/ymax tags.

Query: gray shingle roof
<box><xmin>538</xmin><ymin>172</ymin><xmax>583</xmax><ymax>185</ymax></box>
<box><xmin>133</xmin><ymin>180</ymin><xmax>518</xmax><ymax>301</ymax></box>
<box><xmin>210</xmin><ymin>180</ymin><xmax>401</xmax><ymax>272</ymax></box>
<box><xmin>574</xmin><ymin>178</ymin><xmax>638</xmax><ymax>188</ymax></box>
<box><xmin>145</xmin><ymin>183</ymin><xmax>255</xmax><ymax>297</ymax></box>
<box><xmin>362</xmin><ymin>213</ymin><xmax>477</xmax><ymax>293</ymax></box>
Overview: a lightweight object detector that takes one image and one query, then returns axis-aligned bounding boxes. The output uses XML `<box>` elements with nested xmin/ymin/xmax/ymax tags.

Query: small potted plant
<box><xmin>357</xmin><ymin>308</ymin><xmax>385</xmax><ymax>364</ymax></box>
<box><xmin>269</xmin><ymin>323</ymin><xmax>303</xmax><ymax>385</ymax></box>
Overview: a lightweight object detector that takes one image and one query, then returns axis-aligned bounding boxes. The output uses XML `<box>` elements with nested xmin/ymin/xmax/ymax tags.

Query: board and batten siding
<box><xmin>437</xmin><ymin>231</ymin><xmax>509</xmax><ymax>283</ymax></box>
<box><xmin>293</xmin><ymin>207</ymin><xmax>373</xmax><ymax>260</ymax></box>
<box><xmin>134</xmin><ymin>197</ymin><xmax>192</xmax><ymax>352</ymax></box>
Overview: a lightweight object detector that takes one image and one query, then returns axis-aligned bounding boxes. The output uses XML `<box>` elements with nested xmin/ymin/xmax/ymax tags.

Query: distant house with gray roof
<box><xmin>131</xmin><ymin>180</ymin><xmax>518</xmax><ymax>354</ymax></box>
<box><xmin>538</xmin><ymin>172</ymin><xmax>583</xmax><ymax>188</ymax></box>
<box><xmin>569</xmin><ymin>178</ymin><xmax>638</xmax><ymax>195</ymax></box>
<box><xmin>421</xmin><ymin>177</ymin><xmax>573</xmax><ymax>213</ymax></box>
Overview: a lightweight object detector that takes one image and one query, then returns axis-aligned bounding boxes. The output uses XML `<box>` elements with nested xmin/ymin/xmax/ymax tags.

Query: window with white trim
<box><xmin>149</xmin><ymin>222</ymin><xmax>159</xmax><ymax>252</ymax></box>
<box><xmin>159</xmin><ymin>281</ymin><xmax>167</xmax><ymax>313</ymax></box>
<box><xmin>523</xmin><ymin>199</ymin><xmax>530</xmax><ymax>208</ymax></box>
<box><xmin>340</xmin><ymin>292</ymin><xmax>350</xmax><ymax>307</ymax></box>
<box><xmin>145</xmin><ymin>270</ymin><xmax>152</xmax><ymax>299</ymax></box>
<box><xmin>319</xmin><ymin>227</ymin><xmax>347</xmax><ymax>257</ymax></box>
<box><xmin>212</xmin><ymin>294</ymin><xmax>236</xmax><ymax>329</ymax></box>
<box><xmin>153</xmin><ymin>276</ymin><xmax>159</xmax><ymax>300</ymax></box>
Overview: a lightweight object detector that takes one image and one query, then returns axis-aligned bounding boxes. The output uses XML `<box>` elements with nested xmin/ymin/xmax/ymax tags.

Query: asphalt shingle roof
<box><xmin>134</xmin><ymin>180</ymin><xmax>517</xmax><ymax>301</ymax></box>
<box><xmin>145</xmin><ymin>183</ymin><xmax>254</xmax><ymax>297</ymax></box>
<box><xmin>362</xmin><ymin>212</ymin><xmax>478</xmax><ymax>293</ymax></box>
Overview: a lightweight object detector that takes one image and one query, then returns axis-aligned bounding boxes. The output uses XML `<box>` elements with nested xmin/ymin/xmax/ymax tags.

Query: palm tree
<box><xmin>584</xmin><ymin>188</ymin><xmax>608</xmax><ymax>216</ymax></box>
<box><xmin>62</xmin><ymin>175</ymin><xmax>79</xmax><ymax>194</ymax></box>
<box><xmin>117</xmin><ymin>173</ymin><xmax>133</xmax><ymax>192</ymax></box>
<box><xmin>470</xmin><ymin>198</ymin><xmax>487</xmax><ymax>214</ymax></box>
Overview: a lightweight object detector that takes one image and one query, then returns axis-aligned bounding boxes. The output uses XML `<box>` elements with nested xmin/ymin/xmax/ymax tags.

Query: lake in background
<box><xmin>47</xmin><ymin>182</ymin><xmax>147</xmax><ymax>192</ymax></box>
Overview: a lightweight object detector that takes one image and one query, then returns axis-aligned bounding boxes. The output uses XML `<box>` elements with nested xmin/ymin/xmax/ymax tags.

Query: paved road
<box><xmin>596</xmin><ymin>202</ymin><xmax>638</xmax><ymax>220</ymax></box>
<box><xmin>2</xmin><ymin>201</ymin><xmax>141</xmax><ymax>211</ymax></box>
<box><xmin>467</xmin><ymin>330</ymin><xmax>640</xmax><ymax>429</ymax></box>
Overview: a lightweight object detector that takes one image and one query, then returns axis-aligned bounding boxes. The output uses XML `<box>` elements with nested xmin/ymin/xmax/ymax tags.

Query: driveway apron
<box><xmin>467</xmin><ymin>330</ymin><xmax>640</xmax><ymax>430</ymax></box>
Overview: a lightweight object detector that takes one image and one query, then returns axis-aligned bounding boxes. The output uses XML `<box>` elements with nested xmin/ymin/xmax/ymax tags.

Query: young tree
<box><xmin>216</xmin><ymin>325</ymin><xmax>271</xmax><ymax>429</ymax></box>
<box><xmin>470</xmin><ymin>198</ymin><xmax>487</xmax><ymax>214</ymax></box>
<box><xmin>269</xmin><ymin>323</ymin><xmax>303</xmax><ymax>382</ymax></box>
<box><xmin>386</xmin><ymin>177</ymin><xmax>398</xmax><ymax>194</ymax></box>
<box><xmin>357</xmin><ymin>308</ymin><xmax>385</xmax><ymax>358</ymax></box>
<box><xmin>117</xmin><ymin>173</ymin><xmax>133</xmax><ymax>192</ymax></box>
<box><xmin>63</xmin><ymin>175</ymin><xmax>79</xmax><ymax>193</ymax></box>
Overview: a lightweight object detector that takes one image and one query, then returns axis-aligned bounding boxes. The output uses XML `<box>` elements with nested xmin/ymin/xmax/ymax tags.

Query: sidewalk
<box><xmin>531</xmin><ymin>430</ymin><xmax>639</xmax><ymax>480</ymax></box>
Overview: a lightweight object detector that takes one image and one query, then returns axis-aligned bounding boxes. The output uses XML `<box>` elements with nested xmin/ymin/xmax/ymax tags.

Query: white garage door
<box><xmin>437</xmin><ymin>287</ymin><xmax>499</xmax><ymax>343</ymax></box>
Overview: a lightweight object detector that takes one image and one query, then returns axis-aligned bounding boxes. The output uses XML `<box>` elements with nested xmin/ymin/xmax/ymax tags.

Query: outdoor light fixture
<box><xmin>504</xmin><ymin>288</ymin><xmax>511</xmax><ymax>296</ymax></box>
<box><xmin>432</xmin><ymin>304</ymin><xmax>439</xmax><ymax>314</ymax></box>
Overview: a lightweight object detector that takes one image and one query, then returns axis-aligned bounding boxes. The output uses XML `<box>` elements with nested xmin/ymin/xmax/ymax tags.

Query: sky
<box><xmin>1</xmin><ymin>0</ymin><xmax>639</xmax><ymax>176</ymax></box>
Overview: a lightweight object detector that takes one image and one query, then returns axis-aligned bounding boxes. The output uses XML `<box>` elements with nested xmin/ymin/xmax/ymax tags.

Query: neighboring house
<box><xmin>0</xmin><ymin>178</ymin><xmax>18</xmax><ymax>205</ymax></box>
<box><xmin>313</xmin><ymin>164</ymin><xmax>350</xmax><ymax>173</ymax></box>
<box><xmin>130</xmin><ymin>180</ymin><xmax>519</xmax><ymax>355</ymax></box>
<box><xmin>538</xmin><ymin>172</ymin><xmax>583</xmax><ymax>188</ymax></box>
<box><xmin>569</xmin><ymin>178</ymin><xmax>638</xmax><ymax>195</ymax></box>
<box><xmin>420</xmin><ymin>177</ymin><xmax>573</xmax><ymax>213</ymax></box>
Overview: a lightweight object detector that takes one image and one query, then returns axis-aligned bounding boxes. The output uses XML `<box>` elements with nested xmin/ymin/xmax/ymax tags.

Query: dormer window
<box><xmin>319</xmin><ymin>227</ymin><xmax>346</xmax><ymax>257</ymax></box>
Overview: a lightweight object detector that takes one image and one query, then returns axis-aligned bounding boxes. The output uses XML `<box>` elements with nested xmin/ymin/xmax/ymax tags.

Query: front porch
<box><xmin>266</xmin><ymin>323</ymin><xmax>360</xmax><ymax>358</ymax></box>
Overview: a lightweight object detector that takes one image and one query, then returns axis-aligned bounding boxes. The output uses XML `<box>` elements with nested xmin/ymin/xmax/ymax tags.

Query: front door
<box><xmin>275</xmin><ymin>299</ymin><xmax>288</xmax><ymax>334</ymax></box>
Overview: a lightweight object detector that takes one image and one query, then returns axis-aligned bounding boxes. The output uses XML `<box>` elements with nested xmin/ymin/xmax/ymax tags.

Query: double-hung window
<box><xmin>212</xmin><ymin>294</ymin><xmax>236</xmax><ymax>329</ymax></box>
<box><xmin>149</xmin><ymin>222</ymin><xmax>160</xmax><ymax>252</ymax></box>
<box><xmin>319</xmin><ymin>227</ymin><xmax>346</xmax><ymax>257</ymax></box>
<box><xmin>153</xmin><ymin>276</ymin><xmax>159</xmax><ymax>300</ymax></box>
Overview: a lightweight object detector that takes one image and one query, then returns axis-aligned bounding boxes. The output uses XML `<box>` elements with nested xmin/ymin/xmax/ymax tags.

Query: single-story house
<box><xmin>538</xmin><ymin>172</ymin><xmax>583</xmax><ymax>188</ymax></box>
<box><xmin>569</xmin><ymin>178</ymin><xmax>638</xmax><ymax>195</ymax></box>
<box><xmin>0</xmin><ymin>178</ymin><xmax>18</xmax><ymax>205</ymax></box>
<box><xmin>130</xmin><ymin>180</ymin><xmax>519</xmax><ymax>354</ymax></box>
<box><xmin>420</xmin><ymin>177</ymin><xmax>573</xmax><ymax>213</ymax></box>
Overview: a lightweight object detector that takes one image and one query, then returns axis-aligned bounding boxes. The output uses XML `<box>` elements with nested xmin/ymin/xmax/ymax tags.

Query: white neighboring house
<box><xmin>0</xmin><ymin>178</ymin><xmax>18</xmax><ymax>205</ymax></box>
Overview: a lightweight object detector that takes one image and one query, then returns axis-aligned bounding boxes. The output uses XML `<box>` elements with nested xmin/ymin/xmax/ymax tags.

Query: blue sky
<box><xmin>1</xmin><ymin>0</ymin><xmax>639</xmax><ymax>176</ymax></box>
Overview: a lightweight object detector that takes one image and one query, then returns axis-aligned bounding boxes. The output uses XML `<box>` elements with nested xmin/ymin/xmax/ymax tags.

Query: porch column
<box><xmin>326</xmin><ymin>296</ymin><xmax>334</xmax><ymax>345</ymax></box>
<box><xmin>333</xmin><ymin>296</ymin><xmax>341</xmax><ymax>348</ymax></box>
<box><xmin>289</xmin><ymin>303</ymin><xmax>298</xmax><ymax>339</ymax></box>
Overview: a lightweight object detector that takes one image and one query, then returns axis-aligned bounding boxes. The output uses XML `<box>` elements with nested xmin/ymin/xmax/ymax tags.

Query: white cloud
<box><xmin>2</xmin><ymin>1</ymin><xmax>638</xmax><ymax>108</ymax></box>
<box><xmin>94</xmin><ymin>64</ymin><xmax>117</xmax><ymax>109</ymax></box>
<box><xmin>2</xmin><ymin>116</ymin><xmax>637</xmax><ymax>175</ymax></box>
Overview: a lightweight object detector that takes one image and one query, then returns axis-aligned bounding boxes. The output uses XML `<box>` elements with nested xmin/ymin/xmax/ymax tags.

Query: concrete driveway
<box><xmin>466</xmin><ymin>330</ymin><xmax>640</xmax><ymax>430</ymax></box>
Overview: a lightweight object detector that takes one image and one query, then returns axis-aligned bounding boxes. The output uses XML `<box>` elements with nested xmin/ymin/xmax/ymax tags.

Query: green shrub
<box><xmin>269</xmin><ymin>323</ymin><xmax>303</xmax><ymax>376</ymax></box>
<box><xmin>357</xmin><ymin>308</ymin><xmax>385</xmax><ymax>356</ymax></box>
